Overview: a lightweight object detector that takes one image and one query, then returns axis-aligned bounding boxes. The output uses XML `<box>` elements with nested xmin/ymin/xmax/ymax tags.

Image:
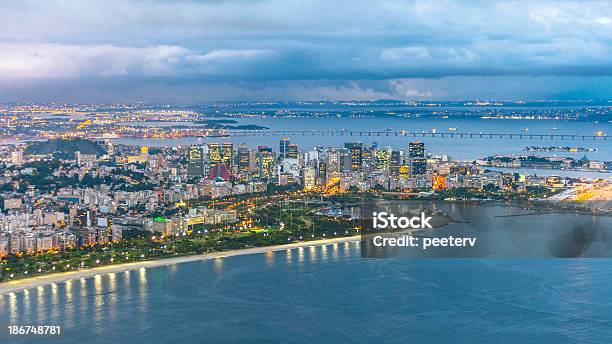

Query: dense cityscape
<box><xmin>1</xmin><ymin>121</ymin><xmax>610</xmax><ymax>280</ymax></box>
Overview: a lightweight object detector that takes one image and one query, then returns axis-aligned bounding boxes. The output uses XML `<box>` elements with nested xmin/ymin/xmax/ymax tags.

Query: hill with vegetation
<box><xmin>25</xmin><ymin>138</ymin><xmax>106</xmax><ymax>159</ymax></box>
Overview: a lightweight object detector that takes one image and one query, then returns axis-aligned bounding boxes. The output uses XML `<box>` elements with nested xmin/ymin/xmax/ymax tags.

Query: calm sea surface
<box><xmin>1</xmin><ymin>203</ymin><xmax>612</xmax><ymax>343</ymax></box>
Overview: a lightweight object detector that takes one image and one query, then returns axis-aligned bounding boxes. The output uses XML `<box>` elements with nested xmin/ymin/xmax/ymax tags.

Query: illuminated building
<box><xmin>257</xmin><ymin>146</ymin><xmax>274</xmax><ymax>179</ymax></box>
<box><xmin>75</xmin><ymin>151</ymin><xmax>97</xmax><ymax>165</ymax></box>
<box><xmin>411</xmin><ymin>158</ymin><xmax>427</xmax><ymax>176</ymax></box>
<box><xmin>432</xmin><ymin>174</ymin><xmax>447</xmax><ymax>191</ymax></box>
<box><xmin>238</xmin><ymin>145</ymin><xmax>251</xmax><ymax>180</ymax></box>
<box><xmin>10</xmin><ymin>150</ymin><xmax>23</xmax><ymax>165</ymax></box>
<box><xmin>344</xmin><ymin>142</ymin><xmax>363</xmax><ymax>171</ymax></box>
<box><xmin>409</xmin><ymin>141</ymin><xmax>426</xmax><ymax>176</ymax></box>
<box><xmin>286</xmin><ymin>143</ymin><xmax>299</xmax><ymax>159</ymax></box>
<box><xmin>318</xmin><ymin>161</ymin><xmax>327</xmax><ymax>184</ymax></box>
<box><xmin>279</xmin><ymin>138</ymin><xmax>290</xmax><ymax>158</ymax></box>
<box><xmin>375</xmin><ymin>148</ymin><xmax>391</xmax><ymax>170</ymax></box>
<box><xmin>221</xmin><ymin>143</ymin><xmax>234</xmax><ymax>168</ymax></box>
<box><xmin>390</xmin><ymin>150</ymin><xmax>402</xmax><ymax>176</ymax></box>
<box><xmin>187</xmin><ymin>145</ymin><xmax>205</xmax><ymax>176</ymax></box>
<box><xmin>208</xmin><ymin>143</ymin><xmax>221</xmax><ymax>164</ymax></box>
<box><xmin>327</xmin><ymin>150</ymin><xmax>341</xmax><ymax>172</ymax></box>
<box><xmin>409</xmin><ymin>141</ymin><xmax>425</xmax><ymax>159</ymax></box>
<box><xmin>303</xmin><ymin>166</ymin><xmax>316</xmax><ymax>190</ymax></box>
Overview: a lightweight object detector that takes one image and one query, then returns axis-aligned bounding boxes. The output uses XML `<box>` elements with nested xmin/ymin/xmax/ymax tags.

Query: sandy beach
<box><xmin>0</xmin><ymin>235</ymin><xmax>361</xmax><ymax>295</ymax></box>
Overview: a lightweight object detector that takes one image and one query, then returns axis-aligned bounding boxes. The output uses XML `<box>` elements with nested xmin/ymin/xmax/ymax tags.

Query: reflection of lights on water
<box><xmin>265</xmin><ymin>251</ymin><xmax>275</xmax><ymax>266</ymax></box>
<box><xmin>9</xmin><ymin>292</ymin><xmax>17</xmax><ymax>323</ymax></box>
<box><xmin>286</xmin><ymin>249</ymin><xmax>292</xmax><ymax>264</ymax></box>
<box><xmin>23</xmin><ymin>289</ymin><xmax>30</xmax><ymax>315</ymax></box>
<box><xmin>298</xmin><ymin>247</ymin><xmax>304</xmax><ymax>262</ymax></box>
<box><xmin>65</xmin><ymin>280</ymin><xmax>73</xmax><ymax>302</ymax></box>
<box><xmin>309</xmin><ymin>245</ymin><xmax>317</xmax><ymax>262</ymax></box>
<box><xmin>214</xmin><ymin>257</ymin><xmax>224</xmax><ymax>273</ymax></box>
<box><xmin>108</xmin><ymin>273</ymin><xmax>118</xmax><ymax>322</ymax></box>
<box><xmin>37</xmin><ymin>286</ymin><xmax>45</xmax><ymax>320</ymax></box>
<box><xmin>109</xmin><ymin>273</ymin><xmax>117</xmax><ymax>289</ymax></box>
<box><xmin>138</xmin><ymin>268</ymin><xmax>148</xmax><ymax>314</ymax></box>
<box><xmin>65</xmin><ymin>280</ymin><xmax>74</xmax><ymax>324</ymax></box>
<box><xmin>138</xmin><ymin>268</ymin><xmax>147</xmax><ymax>284</ymax></box>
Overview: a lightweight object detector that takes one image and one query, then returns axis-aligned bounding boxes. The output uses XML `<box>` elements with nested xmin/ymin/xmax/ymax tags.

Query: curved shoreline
<box><xmin>0</xmin><ymin>236</ymin><xmax>360</xmax><ymax>295</ymax></box>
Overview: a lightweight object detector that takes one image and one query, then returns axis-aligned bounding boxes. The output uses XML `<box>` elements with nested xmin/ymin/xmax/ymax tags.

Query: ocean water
<box><xmin>2</xmin><ymin>244</ymin><xmax>612</xmax><ymax>342</ymax></box>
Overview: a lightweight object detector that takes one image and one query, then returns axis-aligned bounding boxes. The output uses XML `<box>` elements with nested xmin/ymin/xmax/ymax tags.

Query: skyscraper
<box><xmin>344</xmin><ymin>142</ymin><xmax>363</xmax><ymax>171</ymax></box>
<box><xmin>317</xmin><ymin>161</ymin><xmax>327</xmax><ymax>184</ymax></box>
<box><xmin>221</xmin><ymin>143</ymin><xmax>234</xmax><ymax>168</ymax></box>
<box><xmin>238</xmin><ymin>145</ymin><xmax>251</xmax><ymax>180</ymax></box>
<box><xmin>390</xmin><ymin>150</ymin><xmax>402</xmax><ymax>176</ymax></box>
<box><xmin>302</xmin><ymin>166</ymin><xmax>316</xmax><ymax>191</ymax></box>
<box><xmin>409</xmin><ymin>141</ymin><xmax>426</xmax><ymax>176</ymax></box>
<box><xmin>286</xmin><ymin>143</ymin><xmax>299</xmax><ymax>159</ymax></box>
<box><xmin>279</xmin><ymin>138</ymin><xmax>290</xmax><ymax>158</ymax></box>
<box><xmin>208</xmin><ymin>143</ymin><xmax>221</xmax><ymax>164</ymax></box>
<box><xmin>257</xmin><ymin>146</ymin><xmax>274</xmax><ymax>179</ymax></box>
<box><xmin>375</xmin><ymin>147</ymin><xmax>391</xmax><ymax>170</ymax></box>
<box><xmin>409</xmin><ymin>141</ymin><xmax>425</xmax><ymax>159</ymax></box>
<box><xmin>327</xmin><ymin>150</ymin><xmax>341</xmax><ymax>172</ymax></box>
<box><xmin>187</xmin><ymin>145</ymin><xmax>205</xmax><ymax>176</ymax></box>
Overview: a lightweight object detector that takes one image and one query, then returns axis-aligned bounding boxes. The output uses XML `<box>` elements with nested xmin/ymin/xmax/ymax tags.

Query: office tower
<box><xmin>410</xmin><ymin>158</ymin><xmax>427</xmax><ymax>176</ymax></box>
<box><xmin>362</xmin><ymin>147</ymin><xmax>372</xmax><ymax>168</ymax></box>
<box><xmin>279</xmin><ymin>138</ymin><xmax>290</xmax><ymax>158</ymax></box>
<box><xmin>327</xmin><ymin>150</ymin><xmax>341</xmax><ymax>172</ymax></box>
<box><xmin>303</xmin><ymin>166</ymin><xmax>316</xmax><ymax>191</ymax></box>
<box><xmin>318</xmin><ymin>161</ymin><xmax>327</xmax><ymax>184</ymax></box>
<box><xmin>187</xmin><ymin>145</ymin><xmax>205</xmax><ymax>176</ymax></box>
<box><xmin>340</xmin><ymin>149</ymin><xmax>352</xmax><ymax>172</ymax></box>
<box><xmin>208</xmin><ymin>143</ymin><xmax>221</xmax><ymax>164</ymax></box>
<box><xmin>344</xmin><ymin>142</ymin><xmax>363</xmax><ymax>171</ymax></box>
<box><xmin>409</xmin><ymin>141</ymin><xmax>425</xmax><ymax>159</ymax></box>
<box><xmin>409</xmin><ymin>141</ymin><xmax>426</xmax><ymax>176</ymax></box>
<box><xmin>389</xmin><ymin>150</ymin><xmax>402</xmax><ymax>176</ymax></box>
<box><xmin>238</xmin><ymin>145</ymin><xmax>251</xmax><ymax>180</ymax></box>
<box><xmin>375</xmin><ymin>147</ymin><xmax>391</xmax><ymax>170</ymax></box>
<box><xmin>257</xmin><ymin>146</ymin><xmax>274</xmax><ymax>179</ymax></box>
<box><xmin>221</xmin><ymin>143</ymin><xmax>234</xmax><ymax>168</ymax></box>
<box><xmin>286</xmin><ymin>143</ymin><xmax>299</xmax><ymax>159</ymax></box>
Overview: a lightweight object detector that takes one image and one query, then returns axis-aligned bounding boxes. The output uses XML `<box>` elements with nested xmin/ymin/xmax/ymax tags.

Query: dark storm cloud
<box><xmin>1</xmin><ymin>0</ymin><xmax>612</xmax><ymax>101</ymax></box>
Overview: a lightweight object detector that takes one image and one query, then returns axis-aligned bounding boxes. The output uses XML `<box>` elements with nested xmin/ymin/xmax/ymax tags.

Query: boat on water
<box><xmin>523</xmin><ymin>128</ymin><xmax>529</xmax><ymax>132</ymax></box>
<box><xmin>448</xmin><ymin>127</ymin><xmax>458</xmax><ymax>131</ymax></box>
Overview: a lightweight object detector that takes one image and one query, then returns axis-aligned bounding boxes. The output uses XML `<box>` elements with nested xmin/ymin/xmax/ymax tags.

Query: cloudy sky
<box><xmin>2</xmin><ymin>0</ymin><xmax>612</xmax><ymax>102</ymax></box>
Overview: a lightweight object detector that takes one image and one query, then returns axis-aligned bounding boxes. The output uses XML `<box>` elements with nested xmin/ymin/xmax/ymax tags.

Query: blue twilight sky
<box><xmin>2</xmin><ymin>0</ymin><xmax>612</xmax><ymax>102</ymax></box>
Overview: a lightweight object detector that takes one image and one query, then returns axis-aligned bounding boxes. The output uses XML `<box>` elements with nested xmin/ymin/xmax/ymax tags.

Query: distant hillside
<box><xmin>25</xmin><ymin>138</ymin><xmax>106</xmax><ymax>159</ymax></box>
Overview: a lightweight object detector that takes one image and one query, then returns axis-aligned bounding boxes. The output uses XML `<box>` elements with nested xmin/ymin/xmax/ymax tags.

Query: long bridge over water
<box><xmin>221</xmin><ymin>130</ymin><xmax>608</xmax><ymax>141</ymax></box>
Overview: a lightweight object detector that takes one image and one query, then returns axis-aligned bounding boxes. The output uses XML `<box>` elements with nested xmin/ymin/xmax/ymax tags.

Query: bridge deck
<box><xmin>221</xmin><ymin>130</ymin><xmax>607</xmax><ymax>140</ymax></box>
